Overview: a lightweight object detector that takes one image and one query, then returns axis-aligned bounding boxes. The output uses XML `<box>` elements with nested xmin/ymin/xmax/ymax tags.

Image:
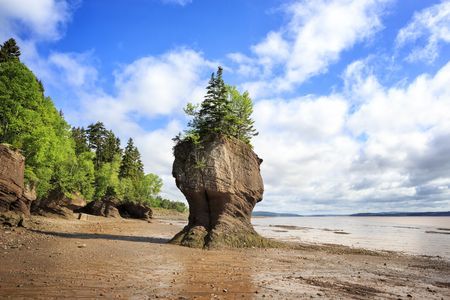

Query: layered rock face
<box><xmin>0</xmin><ymin>144</ymin><xmax>36</xmax><ymax>225</ymax></box>
<box><xmin>171</xmin><ymin>136</ymin><xmax>269</xmax><ymax>248</ymax></box>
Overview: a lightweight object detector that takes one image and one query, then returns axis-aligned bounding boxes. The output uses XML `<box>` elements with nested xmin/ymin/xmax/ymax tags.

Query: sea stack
<box><xmin>171</xmin><ymin>135</ymin><xmax>270</xmax><ymax>248</ymax></box>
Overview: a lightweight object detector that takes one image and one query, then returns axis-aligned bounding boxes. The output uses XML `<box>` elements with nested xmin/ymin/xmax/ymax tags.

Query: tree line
<box><xmin>0</xmin><ymin>38</ymin><xmax>186</xmax><ymax>212</ymax></box>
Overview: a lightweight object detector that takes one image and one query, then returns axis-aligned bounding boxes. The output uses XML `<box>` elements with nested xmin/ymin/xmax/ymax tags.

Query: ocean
<box><xmin>252</xmin><ymin>216</ymin><xmax>450</xmax><ymax>259</ymax></box>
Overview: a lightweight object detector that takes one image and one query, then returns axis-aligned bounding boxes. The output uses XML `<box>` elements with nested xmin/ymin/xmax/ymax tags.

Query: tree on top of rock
<box><xmin>0</xmin><ymin>38</ymin><xmax>21</xmax><ymax>63</ymax></box>
<box><xmin>177</xmin><ymin>66</ymin><xmax>258</xmax><ymax>146</ymax></box>
<box><xmin>196</xmin><ymin>66</ymin><xmax>230</xmax><ymax>136</ymax></box>
<box><xmin>119</xmin><ymin>138</ymin><xmax>144</xmax><ymax>179</ymax></box>
<box><xmin>227</xmin><ymin>86</ymin><xmax>258</xmax><ymax>144</ymax></box>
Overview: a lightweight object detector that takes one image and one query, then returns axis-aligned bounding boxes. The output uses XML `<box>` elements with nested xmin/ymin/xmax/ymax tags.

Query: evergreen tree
<box><xmin>119</xmin><ymin>138</ymin><xmax>144</xmax><ymax>179</ymax></box>
<box><xmin>178</xmin><ymin>67</ymin><xmax>258</xmax><ymax>146</ymax></box>
<box><xmin>71</xmin><ymin>127</ymin><xmax>89</xmax><ymax>155</ymax></box>
<box><xmin>87</xmin><ymin>122</ymin><xmax>107</xmax><ymax>152</ymax></box>
<box><xmin>197</xmin><ymin>66</ymin><xmax>231</xmax><ymax>136</ymax></box>
<box><xmin>101</xmin><ymin>130</ymin><xmax>122</xmax><ymax>163</ymax></box>
<box><xmin>86</xmin><ymin>122</ymin><xmax>121</xmax><ymax>167</ymax></box>
<box><xmin>0</xmin><ymin>38</ymin><xmax>21</xmax><ymax>62</ymax></box>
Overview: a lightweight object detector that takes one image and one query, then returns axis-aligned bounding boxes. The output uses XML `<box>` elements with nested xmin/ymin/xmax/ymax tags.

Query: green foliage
<box><xmin>0</xmin><ymin>38</ymin><xmax>182</xmax><ymax>212</ymax></box>
<box><xmin>226</xmin><ymin>86</ymin><xmax>258</xmax><ymax>144</ymax></box>
<box><xmin>71</xmin><ymin>127</ymin><xmax>90</xmax><ymax>155</ymax></box>
<box><xmin>0</xmin><ymin>38</ymin><xmax>21</xmax><ymax>63</ymax></box>
<box><xmin>94</xmin><ymin>154</ymin><xmax>122</xmax><ymax>200</ymax></box>
<box><xmin>177</xmin><ymin>66</ymin><xmax>258</xmax><ymax>146</ymax></box>
<box><xmin>86</xmin><ymin>122</ymin><xmax>122</xmax><ymax>168</ymax></box>
<box><xmin>0</xmin><ymin>58</ymin><xmax>84</xmax><ymax>198</ymax></box>
<box><xmin>119</xmin><ymin>138</ymin><xmax>144</xmax><ymax>179</ymax></box>
<box><xmin>120</xmin><ymin>173</ymin><xmax>163</xmax><ymax>205</ymax></box>
<box><xmin>151</xmin><ymin>196</ymin><xmax>188</xmax><ymax>213</ymax></box>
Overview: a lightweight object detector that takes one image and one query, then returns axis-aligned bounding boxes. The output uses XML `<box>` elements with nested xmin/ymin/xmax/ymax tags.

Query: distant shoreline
<box><xmin>253</xmin><ymin>211</ymin><xmax>450</xmax><ymax>217</ymax></box>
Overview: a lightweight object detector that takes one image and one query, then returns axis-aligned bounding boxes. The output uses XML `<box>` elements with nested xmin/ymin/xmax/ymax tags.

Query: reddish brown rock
<box><xmin>0</xmin><ymin>144</ymin><xmax>34</xmax><ymax>224</ymax></box>
<box><xmin>171</xmin><ymin>135</ymin><xmax>272</xmax><ymax>248</ymax></box>
<box><xmin>0</xmin><ymin>145</ymin><xmax>25</xmax><ymax>210</ymax></box>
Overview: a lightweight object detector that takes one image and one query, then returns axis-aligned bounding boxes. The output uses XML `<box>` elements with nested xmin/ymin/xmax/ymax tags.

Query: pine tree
<box><xmin>0</xmin><ymin>38</ymin><xmax>21</xmax><ymax>62</ymax></box>
<box><xmin>71</xmin><ymin>127</ymin><xmax>90</xmax><ymax>155</ymax></box>
<box><xmin>179</xmin><ymin>67</ymin><xmax>258</xmax><ymax>146</ymax></box>
<box><xmin>119</xmin><ymin>138</ymin><xmax>144</xmax><ymax>179</ymax></box>
<box><xmin>196</xmin><ymin>66</ymin><xmax>232</xmax><ymax>136</ymax></box>
<box><xmin>86</xmin><ymin>122</ymin><xmax>121</xmax><ymax>167</ymax></box>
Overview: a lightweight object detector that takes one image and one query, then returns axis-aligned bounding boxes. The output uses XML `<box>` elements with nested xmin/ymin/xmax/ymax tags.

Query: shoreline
<box><xmin>1</xmin><ymin>215</ymin><xmax>449</xmax><ymax>299</ymax></box>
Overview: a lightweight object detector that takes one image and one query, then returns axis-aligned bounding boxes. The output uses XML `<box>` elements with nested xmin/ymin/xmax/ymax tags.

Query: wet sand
<box><xmin>0</xmin><ymin>215</ymin><xmax>449</xmax><ymax>299</ymax></box>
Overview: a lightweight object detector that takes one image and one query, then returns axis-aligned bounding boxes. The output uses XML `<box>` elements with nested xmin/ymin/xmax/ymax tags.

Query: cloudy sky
<box><xmin>1</xmin><ymin>0</ymin><xmax>450</xmax><ymax>214</ymax></box>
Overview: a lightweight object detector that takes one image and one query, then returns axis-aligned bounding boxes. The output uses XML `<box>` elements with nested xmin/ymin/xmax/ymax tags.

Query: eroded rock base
<box><xmin>170</xmin><ymin>224</ymin><xmax>281</xmax><ymax>249</ymax></box>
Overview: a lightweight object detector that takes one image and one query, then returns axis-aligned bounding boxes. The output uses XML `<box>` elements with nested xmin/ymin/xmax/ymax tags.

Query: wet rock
<box><xmin>171</xmin><ymin>135</ymin><xmax>273</xmax><ymax>248</ymax></box>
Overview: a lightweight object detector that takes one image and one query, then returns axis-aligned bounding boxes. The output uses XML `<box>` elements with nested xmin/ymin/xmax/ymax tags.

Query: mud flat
<box><xmin>0</xmin><ymin>215</ymin><xmax>449</xmax><ymax>299</ymax></box>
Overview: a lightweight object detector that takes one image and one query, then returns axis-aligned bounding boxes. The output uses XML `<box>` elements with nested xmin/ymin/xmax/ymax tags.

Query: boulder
<box><xmin>117</xmin><ymin>202</ymin><xmax>153</xmax><ymax>220</ymax></box>
<box><xmin>32</xmin><ymin>190</ymin><xmax>87</xmax><ymax>218</ymax></box>
<box><xmin>80</xmin><ymin>197</ymin><xmax>121</xmax><ymax>218</ymax></box>
<box><xmin>171</xmin><ymin>135</ymin><xmax>273</xmax><ymax>248</ymax></box>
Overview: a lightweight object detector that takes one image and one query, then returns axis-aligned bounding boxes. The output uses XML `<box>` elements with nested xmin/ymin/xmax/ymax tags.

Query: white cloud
<box><xmin>0</xmin><ymin>0</ymin><xmax>71</xmax><ymax>41</ymax></box>
<box><xmin>134</xmin><ymin>120</ymin><xmax>184</xmax><ymax>200</ymax></box>
<box><xmin>230</xmin><ymin>0</ymin><xmax>392</xmax><ymax>97</ymax></box>
<box><xmin>112</xmin><ymin>49</ymin><xmax>214</xmax><ymax>117</ymax></box>
<box><xmin>48</xmin><ymin>52</ymin><xmax>98</xmax><ymax>88</ymax></box>
<box><xmin>68</xmin><ymin>49</ymin><xmax>216</xmax><ymax>200</ymax></box>
<box><xmin>252</xmin><ymin>60</ymin><xmax>450</xmax><ymax>213</ymax></box>
<box><xmin>396</xmin><ymin>1</ymin><xmax>450</xmax><ymax>63</ymax></box>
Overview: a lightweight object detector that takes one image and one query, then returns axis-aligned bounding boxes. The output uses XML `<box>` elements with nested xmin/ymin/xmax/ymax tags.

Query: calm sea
<box><xmin>252</xmin><ymin>216</ymin><xmax>450</xmax><ymax>259</ymax></box>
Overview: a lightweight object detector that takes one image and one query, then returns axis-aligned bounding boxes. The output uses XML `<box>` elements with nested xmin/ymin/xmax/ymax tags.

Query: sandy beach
<box><xmin>0</xmin><ymin>214</ymin><xmax>449</xmax><ymax>299</ymax></box>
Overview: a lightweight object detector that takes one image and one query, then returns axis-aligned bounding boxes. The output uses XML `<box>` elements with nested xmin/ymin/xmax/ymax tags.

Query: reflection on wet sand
<box><xmin>1</xmin><ymin>216</ymin><xmax>449</xmax><ymax>299</ymax></box>
<box><xmin>175</xmin><ymin>249</ymin><xmax>256</xmax><ymax>298</ymax></box>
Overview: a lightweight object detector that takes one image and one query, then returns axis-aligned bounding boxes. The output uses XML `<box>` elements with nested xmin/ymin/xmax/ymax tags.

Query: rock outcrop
<box><xmin>79</xmin><ymin>196</ymin><xmax>121</xmax><ymax>218</ymax></box>
<box><xmin>171</xmin><ymin>135</ymin><xmax>272</xmax><ymax>248</ymax></box>
<box><xmin>32</xmin><ymin>190</ymin><xmax>87</xmax><ymax>219</ymax></box>
<box><xmin>117</xmin><ymin>202</ymin><xmax>152</xmax><ymax>220</ymax></box>
<box><xmin>0</xmin><ymin>144</ymin><xmax>36</xmax><ymax>225</ymax></box>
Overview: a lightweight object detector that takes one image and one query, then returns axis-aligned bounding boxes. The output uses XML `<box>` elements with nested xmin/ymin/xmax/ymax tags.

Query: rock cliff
<box><xmin>171</xmin><ymin>135</ymin><xmax>272</xmax><ymax>248</ymax></box>
<box><xmin>0</xmin><ymin>144</ymin><xmax>36</xmax><ymax>225</ymax></box>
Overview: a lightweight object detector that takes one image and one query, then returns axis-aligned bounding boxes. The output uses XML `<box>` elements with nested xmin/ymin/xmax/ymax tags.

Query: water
<box><xmin>252</xmin><ymin>216</ymin><xmax>450</xmax><ymax>259</ymax></box>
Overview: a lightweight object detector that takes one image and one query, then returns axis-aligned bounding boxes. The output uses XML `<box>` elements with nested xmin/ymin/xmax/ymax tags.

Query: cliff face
<box><xmin>0</xmin><ymin>144</ymin><xmax>35</xmax><ymax>225</ymax></box>
<box><xmin>171</xmin><ymin>136</ymin><xmax>271</xmax><ymax>248</ymax></box>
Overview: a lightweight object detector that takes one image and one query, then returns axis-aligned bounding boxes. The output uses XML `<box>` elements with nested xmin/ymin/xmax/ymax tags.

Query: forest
<box><xmin>0</xmin><ymin>38</ymin><xmax>186</xmax><ymax>213</ymax></box>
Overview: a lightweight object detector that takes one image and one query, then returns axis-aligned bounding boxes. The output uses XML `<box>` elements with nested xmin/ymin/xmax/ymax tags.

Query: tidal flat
<box><xmin>0</xmin><ymin>214</ymin><xmax>449</xmax><ymax>299</ymax></box>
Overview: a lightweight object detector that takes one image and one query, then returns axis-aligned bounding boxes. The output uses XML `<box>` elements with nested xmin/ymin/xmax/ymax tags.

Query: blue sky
<box><xmin>1</xmin><ymin>0</ymin><xmax>450</xmax><ymax>214</ymax></box>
